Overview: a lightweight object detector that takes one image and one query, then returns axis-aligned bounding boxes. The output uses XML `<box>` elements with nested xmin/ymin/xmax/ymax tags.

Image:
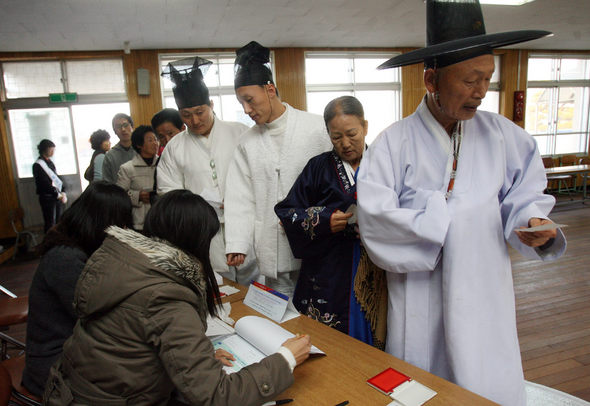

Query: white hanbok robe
<box><xmin>357</xmin><ymin>99</ymin><xmax>566</xmax><ymax>406</ymax></box>
<box><xmin>224</xmin><ymin>104</ymin><xmax>333</xmax><ymax>281</ymax></box>
<box><xmin>157</xmin><ymin>118</ymin><xmax>258</xmax><ymax>283</ymax></box>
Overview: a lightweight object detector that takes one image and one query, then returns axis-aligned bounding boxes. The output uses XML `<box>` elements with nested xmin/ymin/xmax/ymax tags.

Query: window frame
<box><xmin>525</xmin><ymin>53</ymin><xmax>590</xmax><ymax>156</ymax></box>
<box><xmin>304</xmin><ymin>51</ymin><xmax>402</xmax><ymax>144</ymax></box>
<box><xmin>158</xmin><ymin>52</ymin><xmax>276</xmax><ymax>119</ymax></box>
<box><xmin>0</xmin><ymin>57</ymin><xmax>129</xmax><ymax>180</ymax></box>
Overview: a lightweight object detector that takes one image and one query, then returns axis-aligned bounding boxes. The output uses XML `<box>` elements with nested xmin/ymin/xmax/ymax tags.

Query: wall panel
<box><xmin>400</xmin><ymin>48</ymin><xmax>425</xmax><ymax>118</ymax></box>
<box><xmin>0</xmin><ymin>109</ymin><xmax>19</xmax><ymax>238</ymax></box>
<box><xmin>122</xmin><ymin>50</ymin><xmax>163</xmax><ymax>127</ymax></box>
<box><xmin>274</xmin><ymin>48</ymin><xmax>306</xmax><ymax>111</ymax></box>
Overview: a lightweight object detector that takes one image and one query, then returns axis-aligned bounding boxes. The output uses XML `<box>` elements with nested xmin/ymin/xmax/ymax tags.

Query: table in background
<box><xmin>545</xmin><ymin>164</ymin><xmax>590</xmax><ymax>205</ymax></box>
<box><xmin>229</xmin><ymin>301</ymin><xmax>498</xmax><ymax>406</ymax></box>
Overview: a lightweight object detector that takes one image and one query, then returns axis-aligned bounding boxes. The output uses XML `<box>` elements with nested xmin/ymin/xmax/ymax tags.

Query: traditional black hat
<box><xmin>161</xmin><ymin>56</ymin><xmax>212</xmax><ymax>109</ymax></box>
<box><xmin>378</xmin><ymin>0</ymin><xmax>551</xmax><ymax>70</ymax></box>
<box><xmin>234</xmin><ymin>41</ymin><xmax>274</xmax><ymax>89</ymax></box>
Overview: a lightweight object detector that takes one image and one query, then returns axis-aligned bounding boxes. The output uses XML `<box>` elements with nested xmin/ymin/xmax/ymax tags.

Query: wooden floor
<box><xmin>512</xmin><ymin>199</ymin><xmax>590</xmax><ymax>401</ymax></box>
<box><xmin>1</xmin><ymin>199</ymin><xmax>589</xmax><ymax>401</ymax></box>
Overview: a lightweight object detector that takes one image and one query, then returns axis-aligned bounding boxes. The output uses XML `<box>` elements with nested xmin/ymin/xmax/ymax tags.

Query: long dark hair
<box><xmin>143</xmin><ymin>190</ymin><xmax>221</xmax><ymax>316</ymax></box>
<box><xmin>37</xmin><ymin>181</ymin><xmax>133</xmax><ymax>256</ymax></box>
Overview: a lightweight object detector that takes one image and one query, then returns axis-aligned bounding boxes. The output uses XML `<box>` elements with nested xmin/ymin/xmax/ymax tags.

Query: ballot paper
<box><xmin>345</xmin><ymin>203</ymin><xmax>357</xmax><ymax>224</ymax></box>
<box><xmin>517</xmin><ymin>223</ymin><xmax>567</xmax><ymax>232</ymax></box>
<box><xmin>212</xmin><ymin>315</ymin><xmax>324</xmax><ymax>374</ymax></box>
<box><xmin>219</xmin><ymin>285</ymin><xmax>240</xmax><ymax>297</ymax></box>
<box><xmin>205</xmin><ymin>302</ymin><xmax>234</xmax><ymax>337</ymax></box>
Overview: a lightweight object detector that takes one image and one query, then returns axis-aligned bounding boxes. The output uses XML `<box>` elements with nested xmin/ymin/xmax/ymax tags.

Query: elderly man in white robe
<box><xmin>157</xmin><ymin>56</ymin><xmax>258</xmax><ymax>284</ymax></box>
<box><xmin>224</xmin><ymin>41</ymin><xmax>332</xmax><ymax>296</ymax></box>
<box><xmin>357</xmin><ymin>1</ymin><xmax>566</xmax><ymax>405</ymax></box>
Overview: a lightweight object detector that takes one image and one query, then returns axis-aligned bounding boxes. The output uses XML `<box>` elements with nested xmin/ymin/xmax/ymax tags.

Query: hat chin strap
<box><xmin>265</xmin><ymin>82</ymin><xmax>274</xmax><ymax>123</ymax></box>
<box><xmin>434</xmin><ymin>90</ymin><xmax>447</xmax><ymax>117</ymax></box>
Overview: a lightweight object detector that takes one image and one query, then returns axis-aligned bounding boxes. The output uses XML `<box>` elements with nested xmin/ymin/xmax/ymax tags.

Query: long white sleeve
<box><xmin>157</xmin><ymin>143</ymin><xmax>184</xmax><ymax>194</ymax></box>
<box><xmin>224</xmin><ymin>145</ymin><xmax>256</xmax><ymax>256</ymax></box>
<box><xmin>357</xmin><ymin>135</ymin><xmax>451</xmax><ymax>273</ymax></box>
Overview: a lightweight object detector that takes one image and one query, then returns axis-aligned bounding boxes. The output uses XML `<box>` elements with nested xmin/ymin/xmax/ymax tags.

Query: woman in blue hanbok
<box><xmin>275</xmin><ymin>96</ymin><xmax>386</xmax><ymax>349</ymax></box>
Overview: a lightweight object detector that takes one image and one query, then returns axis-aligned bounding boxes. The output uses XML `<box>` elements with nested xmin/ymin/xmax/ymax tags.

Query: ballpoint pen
<box><xmin>334</xmin><ymin>401</ymin><xmax>349</xmax><ymax>406</ymax></box>
<box><xmin>262</xmin><ymin>399</ymin><xmax>294</xmax><ymax>406</ymax></box>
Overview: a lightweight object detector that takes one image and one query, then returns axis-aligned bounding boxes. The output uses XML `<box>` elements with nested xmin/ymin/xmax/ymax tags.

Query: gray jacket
<box><xmin>102</xmin><ymin>143</ymin><xmax>135</xmax><ymax>183</ymax></box>
<box><xmin>44</xmin><ymin>227</ymin><xmax>293</xmax><ymax>406</ymax></box>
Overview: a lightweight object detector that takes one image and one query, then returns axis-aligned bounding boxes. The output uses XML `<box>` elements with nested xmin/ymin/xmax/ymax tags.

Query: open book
<box><xmin>212</xmin><ymin>315</ymin><xmax>324</xmax><ymax>373</ymax></box>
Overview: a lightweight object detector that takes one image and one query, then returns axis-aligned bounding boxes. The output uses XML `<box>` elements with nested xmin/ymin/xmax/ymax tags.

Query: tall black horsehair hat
<box><xmin>161</xmin><ymin>56</ymin><xmax>212</xmax><ymax>109</ymax></box>
<box><xmin>234</xmin><ymin>41</ymin><xmax>274</xmax><ymax>90</ymax></box>
<box><xmin>378</xmin><ymin>0</ymin><xmax>551</xmax><ymax>70</ymax></box>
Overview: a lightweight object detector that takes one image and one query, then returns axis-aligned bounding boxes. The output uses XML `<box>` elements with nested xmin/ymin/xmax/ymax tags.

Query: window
<box><xmin>305</xmin><ymin>52</ymin><xmax>401</xmax><ymax>144</ymax></box>
<box><xmin>526</xmin><ymin>55</ymin><xmax>590</xmax><ymax>155</ymax></box>
<box><xmin>159</xmin><ymin>53</ymin><xmax>259</xmax><ymax>126</ymax></box>
<box><xmin>1</xmin><ymin>58</ymin><xmax>129</xmax><ymax>187</ymax></box>
<box><xmin>479</xmin><ymin>55</ymin><xmax>501</xmax><ymax>114</ymax></box>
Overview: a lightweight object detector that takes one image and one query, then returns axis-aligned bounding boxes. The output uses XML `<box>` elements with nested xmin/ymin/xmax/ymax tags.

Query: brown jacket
<box><xmin>44</xmin><ymin>227</ymin><xmax>293</xmax><ymax>405</ymax></box>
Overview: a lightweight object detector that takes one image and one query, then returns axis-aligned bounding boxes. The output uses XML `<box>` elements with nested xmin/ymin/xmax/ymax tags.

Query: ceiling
<box><xmin>0</xmin><ymin>0</ymin><xmax>588</xmax><ymax>53</ymax></box>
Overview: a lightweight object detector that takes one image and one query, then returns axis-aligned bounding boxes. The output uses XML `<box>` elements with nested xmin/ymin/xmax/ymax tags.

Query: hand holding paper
<box><xmin>330</xmin><ymin>210</ymin><xmax>353</xmax><ymax>233</ymax></box>
<box><xmin>515</xmin><ymin>218</ymin><xmax>563</xmax><ymax>248</ymax></box>
<box><xmin>282</xmin><ymin>334</ymin><xmax>312</xmax><ymax>366</ymax></box>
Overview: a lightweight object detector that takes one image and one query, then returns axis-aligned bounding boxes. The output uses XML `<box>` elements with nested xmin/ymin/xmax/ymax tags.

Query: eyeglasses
<box><xmin>114</xmin><ymin>122</ymin><xmax>131</xmax><ymax>131</ymax></box>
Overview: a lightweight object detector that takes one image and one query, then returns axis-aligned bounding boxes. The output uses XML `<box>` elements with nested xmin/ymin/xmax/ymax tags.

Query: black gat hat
<box><xmin>378</xmin><ymin>0</ymin><xmax>551</xmax><ymax>70</ymax></box>
<box><xmin>234</xmin><ymin>41</ymin><xmax>274</xmax><ymax>89</ymax></box>
<box><xmin>161</xmin><ymin>56</ymin><xmax>213</xmax><ymax>109</ymax></box>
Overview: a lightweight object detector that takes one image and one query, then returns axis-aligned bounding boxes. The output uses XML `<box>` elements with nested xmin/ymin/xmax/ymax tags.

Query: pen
<box><xmin>334</xmin><ymin>401</ymin><xmax>349</xmax><ymax>406</ymax></box>
<box><xmin>262</xmin><ymin>399</ymin><xmax>293</xmax><ymax>406</ymax></box>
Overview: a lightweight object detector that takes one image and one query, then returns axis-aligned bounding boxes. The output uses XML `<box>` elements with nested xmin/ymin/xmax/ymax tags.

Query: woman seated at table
<box><xmin>275</xmin><ymin>96</ymin><xmax>387</xmax><ymax>349</ymax></box>
<box><xmin>23</xmin><ymin>181</ymin><xmax>132</xmax><ymax>397</ymax></box>
<box><xmin>116</xmin><ymin>125</ymin><xmax>160</xmax><ymax>230</ymax></box>
<box><xmin>44</xmin><ymin>190</ymin><xmax>311</xmax><ymax>406</ymax></box>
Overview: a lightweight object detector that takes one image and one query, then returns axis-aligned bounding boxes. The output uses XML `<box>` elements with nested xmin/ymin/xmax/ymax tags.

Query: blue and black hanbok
<box><xmin>275</xmin><ymin>151</ymin><xmax>387</xmax><ymax>348</ymax></box>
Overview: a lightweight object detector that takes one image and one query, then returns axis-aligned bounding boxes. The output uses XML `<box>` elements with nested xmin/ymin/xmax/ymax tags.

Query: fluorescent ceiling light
<box><xmin>480</xmin><ymin>0</ymin><xmax>535</xmax><ymax>5</ymax></box>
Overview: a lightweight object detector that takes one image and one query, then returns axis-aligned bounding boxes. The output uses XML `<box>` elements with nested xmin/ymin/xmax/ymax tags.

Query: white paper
<box><xmin>212</xmin><ymin>315</ymin><xmax>324</xmax><ymax>373</ymax></box>
<box><xmin>205</xmin><ymin>316</ymin><xmax>235</xmax><ymax>337</ymax></box>
<box><xmin>388</xmin><ymin>380</ymin><xmax>437</xmax><ymax>406</ymax></box>
<box><xmin>345</xmin><ymin>203</ymin><xmax>357</xmax><ymax>224</ymax></box>
<box><xmin>213</xmin><ymin>271</ymin><xmax>223</xmax><ymax>286</ymax></box>
<box><xmin>517</xmin><ymin>223</ymin><xmax>567</xmax><ymax>233</ymax></box>
<box><xmin>281</xmin><ymin>299</ymin><xmax>301</xmax><ymax>323</ymax></box>
<box><xmin>219</xmin><ymin>285</ymin><xmax>240</xmax><ymax>297</ymax></box>
<box><xmin>205</xmin><ymin>303</ymin><xmax>234</xmax><ymax>337</ymax></box>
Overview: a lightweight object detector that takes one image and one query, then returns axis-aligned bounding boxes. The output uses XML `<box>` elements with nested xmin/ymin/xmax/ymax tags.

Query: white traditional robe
<box><xmin>224</xmin><ymin>103</ymin><xmax>333</xmax><ymax>283</ymax></box>
<box><xmin>357</xmin><ymin>99</ymin><xmax>566</xmax><ymax>406</ymax></box>
<box><xmin>157</xmin><ymin>118</ymin><xmax>258</xmax><ymax>283</ymax></box>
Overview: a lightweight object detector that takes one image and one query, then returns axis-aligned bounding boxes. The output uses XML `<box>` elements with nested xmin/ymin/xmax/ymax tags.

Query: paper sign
<box><xmin>517</xmin><ymin>223</ymin><xmax>567</xmax><ymax>233</ymax></box>
<box><xmin>243</xmin><ymin>281</ymin><xmax>300</xmax><ymax>323</ymax></box>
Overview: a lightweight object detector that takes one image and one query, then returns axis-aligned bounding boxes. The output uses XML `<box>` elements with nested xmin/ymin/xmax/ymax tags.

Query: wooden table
<box><xmin>228</xmin><ymin>301</ymin><xmax>498</xmax><ymax>406</ymax></box>
<box><xmin>545</xmin><ymin>164</ymin><xmax>590</xmax><ymax>203</ymax></box>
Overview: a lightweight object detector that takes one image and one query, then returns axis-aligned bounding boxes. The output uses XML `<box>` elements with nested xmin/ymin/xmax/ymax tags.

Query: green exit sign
<box><xmin>49</xmin><ymin>93</ymin><xmax>78</xmax><ymax>103</ymax></box>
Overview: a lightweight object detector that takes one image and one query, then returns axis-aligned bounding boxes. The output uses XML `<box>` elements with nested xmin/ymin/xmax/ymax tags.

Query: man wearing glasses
<box><xmin>157</xmin><ymin>56</ymin><xmax>259</xmax><ymax>285</ymax></box>
<box><xmin>102</xmin><ymin>113</ymin><xmax>135</xmax><ymax>183</ymax></box>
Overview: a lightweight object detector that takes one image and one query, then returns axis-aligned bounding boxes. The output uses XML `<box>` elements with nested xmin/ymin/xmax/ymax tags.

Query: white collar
<box><xmin>417</xmin><ymin>97</ymin><xmax>461</xmax><ymax>155</ymax></box>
